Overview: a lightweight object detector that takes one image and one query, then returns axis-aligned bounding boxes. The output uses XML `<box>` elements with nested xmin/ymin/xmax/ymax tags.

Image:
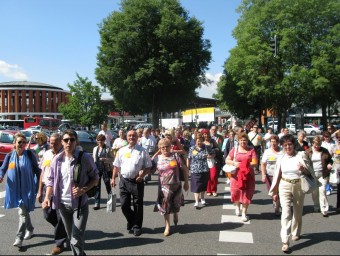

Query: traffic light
<box><xmin>270</xmin><ymin>35</ymin><xmax>278</xmax><ymax>57</ymax></box>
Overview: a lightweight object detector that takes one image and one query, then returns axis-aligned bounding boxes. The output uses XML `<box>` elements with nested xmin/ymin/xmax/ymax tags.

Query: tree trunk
<box><xmin>152</xmin><ymin>107</ymin><xmax>159</xmax><ymax>128</ymax></box>
<box><xmin>321</xmin><ymin>104</ymin><xmax>327</xmax><ymax>128</ymax></box>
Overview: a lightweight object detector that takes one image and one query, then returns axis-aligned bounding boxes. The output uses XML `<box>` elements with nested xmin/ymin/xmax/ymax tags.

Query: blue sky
<box><xmin>0</xmin><ymin>0</ymin><xmax>241</xmax><ymax>99</ymax></box>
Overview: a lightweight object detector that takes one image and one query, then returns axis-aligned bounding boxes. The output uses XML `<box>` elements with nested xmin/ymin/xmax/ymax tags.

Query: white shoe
<box><xmin>201</xmin><ymin>199</ymin><xmax>206</xmax><ymax>206</ymax></box>
<box><xmin>242</xmin><ymin>214</ymin><xmax>249</xmax><ymax>222</ymax></box>
<box><xmin>24</xmin><ymin>230</ymin><xmax>33</xmax><ymax>240</ymax></box>
<box><xmin>194</xmin><ymin>202</ymin><xmax>200</xmax><ymax>208</ymax></box>
<box><xmin>13</xmin><ymin>238</ymin><xmax>22</xmax><ymax>247</ymax></box>
<box><xmin>235</xmin><ymin>207</ymin><xmax>241</xmax><ymax>216</ymax></box>
<box><xmin>326</xmin><ymin>190</ymin><xmax>331</xmax><ymax>196</ymax></box>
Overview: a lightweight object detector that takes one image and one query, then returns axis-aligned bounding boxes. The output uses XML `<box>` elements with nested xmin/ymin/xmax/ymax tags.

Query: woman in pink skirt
<box><xmin>225</xmin><ymin>132</ymin><xmax>257</xmax><ymax>222</ymax></box>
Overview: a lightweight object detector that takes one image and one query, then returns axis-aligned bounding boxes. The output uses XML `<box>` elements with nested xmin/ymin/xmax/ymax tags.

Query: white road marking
<box><xmin>222</xmin><ymin>204</ymin><xmax>235</xmax><ymax>210</ymax></box>
<box><xmin>0</xmin><ymin>214</ymin><xmax>4</xmax><ymax>218</ymax></box>
<box><xmin>221</xmin><ymin>215</ymin><xmax>251</xmax><ymax>224</ymax></box>
<box><xmin>0</xmin><ymin>191</ymin><xmax>5</xmax><ymax>199</ymax></box>
<box><xmin>219</xmin><ymin>231</ymin><xmax>254</xmax><ymax>243</ymax></box>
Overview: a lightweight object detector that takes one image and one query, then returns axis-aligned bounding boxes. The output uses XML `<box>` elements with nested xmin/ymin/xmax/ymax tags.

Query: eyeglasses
<box><xmin>63</xmin><ymin>138</ymin><xmax>76</xmax><ymax>143</ymax></box>
<box><xmin>17</xmin><ymin>141</ymin><xmax>27</xmax><ymax>145</ymax></box>
<box><xmin>283</xmin><ymin>143</ymin><xmax>294</xmax><ymax>147</ymax></box>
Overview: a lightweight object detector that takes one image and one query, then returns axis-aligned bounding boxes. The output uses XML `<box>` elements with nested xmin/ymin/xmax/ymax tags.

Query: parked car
<box><xmin>302</xmin><ymin>124</ymin><xmax>322</xmax><ymax>135</ymax></box>
<box><xmin>0</xmin><ymin>130</ymin><xmax>36</xmax><ymax>163</ymax></box>
<box><xmin>286</xmin><ymin>123</ymin><xmax>296</xmax><ymax>134</ymax></box>
<box><xmin>75</xmin><ymin>130</ymin><xmax>97</xmax><ymax>153</ymax></box>
<box><xmin>134</xmin><ymin>123</ymin><xmax>153</xmax><ymax>130</ymax></box>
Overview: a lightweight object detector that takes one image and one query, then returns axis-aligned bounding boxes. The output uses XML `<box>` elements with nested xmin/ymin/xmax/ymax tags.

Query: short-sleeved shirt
<box><xmin>261</xmin><ymin>148</ymin><xmax>282</xmax><ymax>176</ymax></box>
<box><xmin>113</xmin><ymin>144</ymin><xmax>152</xmax><ymax>179</ymax></box>
<box><xmin>187</xmin><ymin>145</ymin><xmax>214</xmax><ymax>174</ymax></box>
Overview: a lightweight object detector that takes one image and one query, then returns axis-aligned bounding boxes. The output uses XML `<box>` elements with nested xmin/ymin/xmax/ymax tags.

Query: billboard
<box><xmin>182</xmin><ymin>107</ymin><xmax>215</xmax><ymax>123</ymax></box>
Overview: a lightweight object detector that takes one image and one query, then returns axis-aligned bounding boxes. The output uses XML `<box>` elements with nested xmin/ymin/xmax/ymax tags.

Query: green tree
<box><xmin>95</xmin><ymin>0</ymin><xmax>211</xmax><ymax>128</ymax></box>
<box><xmin>216</xmin><ymin>0</ymin><xmax>340</xmax><ymax>129</ymax></box>
<box><xmin>58</xmin><ymin>74</ymin><xmax>109</xmax><ymax>129</ymax></box>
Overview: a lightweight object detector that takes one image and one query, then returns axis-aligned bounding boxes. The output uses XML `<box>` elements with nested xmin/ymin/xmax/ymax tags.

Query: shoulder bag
<box><xmin>222</xmin><ymin>147</ymin><xmax>237</xmax><ymax>174</ymax></box>
<box><xmin>300</xmin><ymin>174</ymin><xmax>318</xmax><ymax>194</ymax></box>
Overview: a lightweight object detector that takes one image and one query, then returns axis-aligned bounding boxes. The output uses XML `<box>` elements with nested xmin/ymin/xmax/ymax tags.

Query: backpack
<box><xmin>73</xmin><ymin>151</ymin><xmax>96</xmax><ymax>198</ymax></box>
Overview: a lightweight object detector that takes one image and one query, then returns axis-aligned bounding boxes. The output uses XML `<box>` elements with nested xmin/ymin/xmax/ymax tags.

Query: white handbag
<box><xmin>222</xmin><ymin>146</ymin><xmax>237</xmax><ymax>174</ymax></box>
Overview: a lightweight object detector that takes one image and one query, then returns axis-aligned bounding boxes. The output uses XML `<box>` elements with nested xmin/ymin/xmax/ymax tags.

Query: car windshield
<box><xmin>0</xmin><ymin>133</ymin><xmax>15</xmax><ymax>143</ymax></box>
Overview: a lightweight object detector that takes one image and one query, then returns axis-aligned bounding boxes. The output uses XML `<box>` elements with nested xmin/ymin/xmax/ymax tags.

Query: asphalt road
<box><xmin>0</xmin><ymin>172</ymin><xmax>339</xmax><ymax>255</ymax></box>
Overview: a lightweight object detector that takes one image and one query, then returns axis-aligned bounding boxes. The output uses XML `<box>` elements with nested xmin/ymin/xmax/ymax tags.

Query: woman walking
<box><xmin>187</xmin><ymin>133</ymin><xmax>215</xmax><ymax>208</ymax></box>
<box><xmin>92</xmin><ymin>134</ymin><xmax>114</xmax><ymax>210</ymax></box>
<box><xmin>225</xmin><ymin>132</ymin><xmax>257</xmax><ymax>222</ymax></box>
<box><xmin>261</xmin><ymin>134</ymin><xmax>282</xmax><ymax>216</ymax></box>
<box><xmin>0</xmin><ymin>133</ymin><xmax>41</xmax><ymax>248</ymax></box>
<box><xmin>269</xmin><ymin>134</ymin><xmax>315</xmax><ymax>253</ymax></box>
<box><xmin>153</xmin><ymin>138</ymin><xmax>189</xmax><ymax>236</ymax></box>
<box><xmin>305</xmin><ymin>136</ymin><xmax>333</xmax><ymax>216</ymax></box>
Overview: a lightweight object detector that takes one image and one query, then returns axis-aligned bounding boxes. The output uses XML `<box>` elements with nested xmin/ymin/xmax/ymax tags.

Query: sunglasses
<box><xmin>63</xmin><ymin>138</ymin><xmax>76</xmax><ymax>143</ymax></box>
<box><xmin>17</xmin><ymin>141</ymin><xmax>27</xmax><ymax>145</ymax></box>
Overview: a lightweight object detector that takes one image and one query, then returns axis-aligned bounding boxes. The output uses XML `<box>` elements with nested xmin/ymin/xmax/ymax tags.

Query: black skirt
<box><xmin>190</xmin><ymin>172</ymin><xmax>209</xmax><ymax>193</ymax></box>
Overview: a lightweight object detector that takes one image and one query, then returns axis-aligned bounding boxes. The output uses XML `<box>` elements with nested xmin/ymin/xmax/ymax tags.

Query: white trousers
<box><xmin>279</xmin><ymin>180</ymin><xmax>305</xmax><ymax>244</ymax></box>
<box><xmin>311</xmin><ymin>175</ymin><xmax>329</xmax><ymax>212</ymax></box>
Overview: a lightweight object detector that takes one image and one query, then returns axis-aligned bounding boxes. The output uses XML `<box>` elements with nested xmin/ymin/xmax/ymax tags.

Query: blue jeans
<box><xmin>59</xmin><ymin>203</ymin><xmax>89</xmax><ymax>256</ymax></box>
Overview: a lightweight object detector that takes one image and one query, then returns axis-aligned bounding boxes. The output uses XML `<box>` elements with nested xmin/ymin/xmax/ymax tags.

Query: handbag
<box><xmin>222</xmin><ymin>146</ymin><xmax>237</xmax><ymax>174</ymax></box>
<box><xmin>300</xmin><ymin>174</ymin><xmax>318</xmax><ymax>194</ymax></box>
<box><xmin>329</xmin><ymin>169</ymin><xmax>340</xmax><ymax>185</ymax></box>
<box><xmin>107</xmin><ymin>189</ymin><xmax>117</xmax><ymax>213</ymax></box>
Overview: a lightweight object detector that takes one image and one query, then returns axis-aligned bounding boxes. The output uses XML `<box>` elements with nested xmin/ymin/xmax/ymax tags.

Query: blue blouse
<box><xmin>188</xmin><ymin>145</ymin><xmax>214</xmax><ymax>174</ymax></box>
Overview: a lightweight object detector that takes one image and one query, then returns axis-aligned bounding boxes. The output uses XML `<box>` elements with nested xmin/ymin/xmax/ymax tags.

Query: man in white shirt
<box><xmin>98</xmin><ymin>123</ymin><xmax>114</xmax><ymax>147</ymax></box>
<box><xmin>140</xmin><ymin>128</ymin><xmax>156</xmax><ymax>183</ymax></box>
<box><xmin>248</xmin><ymin>125</ymin><xmax>263</xmax><ymax>173</ymax></box>
<box><xmin>111</xmin><ymin>130</ymin><xmax>152</xmax><ymax>237</ymax></box>
<box><xmin>38</xmin><ymin>133</ymin><xmax>67</xmax><ymax>255</ymax></box>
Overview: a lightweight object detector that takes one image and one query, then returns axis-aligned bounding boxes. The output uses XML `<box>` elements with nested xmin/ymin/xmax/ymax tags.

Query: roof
<box><xmin>0</xmin><ymin>81</ymin><xmax>64</xmax><ymax>90</ymax></box>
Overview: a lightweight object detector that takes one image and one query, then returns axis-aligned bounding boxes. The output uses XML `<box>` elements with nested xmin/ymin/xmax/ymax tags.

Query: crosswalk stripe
<box><xmin>0</xmin><ymin>191</ymin><xmax>5</xmax><ymax>199</ymax></box>
<box><xmin>221</xmin><ymin>215</ymin><xmax>251</xmax><ymax>224</ymax></box>
<box><xmin>0</xmin><ymin>214</ymin><xmax>4</xmax><ymax>218</ymax></box>
<box><xmin>224</xmin><ymin>187</ymin><xmax>230</xmax><ymax>191</ymax></box>
<box><xmin>219</xmin><ymin>231</ymin><xmax>254</xmax><ymax>243</ymax></box>
<box><xmin>224</xmin><ymin>195</ymin><xmax>231</xmax><ymax>199</ymax></box>
<box><xmin>222</xmin><ymin>204</ymin><xmax>235</xmax><ymax>210</ymax></box>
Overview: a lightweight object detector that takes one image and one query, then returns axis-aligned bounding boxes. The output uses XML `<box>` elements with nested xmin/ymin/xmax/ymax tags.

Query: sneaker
<box><xmin>242</xmin><ymin>215</ymin><xmax>249</xmax><ymax>222</ymax></box>
<box><xmin>194</xmin><ymin>202</ymin><xmax>200</xmax><ymax>208</ymax></box>
<box><xmin>326</xmin><ymin>190</ymin><xmax>331</xmax><ymax>196</ymax></box>
<box><xmin>321</xmin><ymin>211</ymin><xmax>328</xmax><ymax>217</ymax></box>
<box><xmin>13</xmin><ymin>238</ymin><xmax>23</xmax><ymax>247</ymax></box>
<box><xmin>235</xmin><ymin>207</ymin><xmax>241</xmax><ymax>216</ymax></box>
<box><xmin>212</xmin><ymin>193</ymin><xmax>218</xmax><ymax>197</ymax></box>
<box><xmin>24</xmin><ymin>230</ymin><xmax>33</xmax><ymax>240</ymax></box>
<box><xmin>201</xmin><ymin>199</ymin><xmax>206</xmax><ymax>206</ymax></box>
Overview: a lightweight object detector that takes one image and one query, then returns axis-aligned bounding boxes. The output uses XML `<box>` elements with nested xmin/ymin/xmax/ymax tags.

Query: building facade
<box><xmin>0</xmin><ymin>81</ymin><xmax>69</xmax><ymax>120</ymax></box>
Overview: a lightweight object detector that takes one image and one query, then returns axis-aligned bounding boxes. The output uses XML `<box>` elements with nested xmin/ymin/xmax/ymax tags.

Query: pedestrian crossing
<box><xmin>218</xmin><ymin>184</ymin><xmax>254</xmax><ymax>247</ymax></box>
<box><xmin>0</xmin><ymin>190</ymin><xmax>5</xmax><ymax>199</ymax></box>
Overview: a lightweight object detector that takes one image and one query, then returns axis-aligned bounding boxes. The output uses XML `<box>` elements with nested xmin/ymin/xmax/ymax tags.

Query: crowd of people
<box><xmin>0</xmin><ymin>122</ymin><xmax>339</xmax><ymax>255</ymax></box>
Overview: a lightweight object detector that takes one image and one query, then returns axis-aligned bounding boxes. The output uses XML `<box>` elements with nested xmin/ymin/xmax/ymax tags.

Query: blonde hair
<box><xmin>165</xmin><ymin>128</ymin><xmax>175</xmax><ymax>138</ymax></box>
<box><xmin>35</xmin><ymin>132</ymin><xmax>48</xmax><ymax>144</ymax></box>
<box><xmin>158</xmin><ymin>138</ymin><xmax>171</xmax><ymax>148</ymax></box>
<box><xmin>312</xmin><ymin>136</ymin><xmax>322</xmax><ymax>146</ymax></box>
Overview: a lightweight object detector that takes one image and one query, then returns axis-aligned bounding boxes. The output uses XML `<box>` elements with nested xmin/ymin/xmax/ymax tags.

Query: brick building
<box><xmin>0</xmin><ymin>81</ymin><xmax>69</xmax><ymax>120</ymax></box>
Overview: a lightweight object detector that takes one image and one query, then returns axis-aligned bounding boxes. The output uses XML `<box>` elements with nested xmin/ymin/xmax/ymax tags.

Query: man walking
<box><xmin>111</xmin><ymin>130</ymin><xmax>152</xmax><ymax>236</ymax></box>
<box><xmin>42</xmin><ymin>129</ymin><xmax>99</xmax><ymax>255</ymax></box>
<box><xmin>98</xmin><ymin>123</ymin><xmax>114</xmax><ymax>148</ymax></box>
<box><xmin>37</xmin><ymin>133</ymin><xmax>67</xmax><ymax>255</ymax></box>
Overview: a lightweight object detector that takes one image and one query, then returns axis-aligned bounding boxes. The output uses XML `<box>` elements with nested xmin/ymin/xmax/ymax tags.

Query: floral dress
<box><xmin>154</xmin><ymin>153</ymin><xmax>183</xmax><ymax>215</ymax></box>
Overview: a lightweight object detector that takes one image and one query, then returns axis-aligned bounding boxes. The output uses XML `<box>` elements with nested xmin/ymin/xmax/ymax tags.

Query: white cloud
<box><xmin>0</xmin><ymin>60</ymin><xmax>28</xmax><ymax>80</ymax></box>
<box><xmin>197</xmin><ymin>72</ymin><xmax>222</xmax><ymax>98</ymax></box>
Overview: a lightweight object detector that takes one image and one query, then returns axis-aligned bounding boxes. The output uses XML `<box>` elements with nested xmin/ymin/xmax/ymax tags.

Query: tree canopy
<box><xmin>95</xmin><ymin>0</ymin><xmax>211</xmax><ymax>128</ymax></box>
<box><xmin>58</xmin><ymin>74</ymin><xmax>110</xmax><ymax>129</ymax></box>
<box><xmin>216</xmin><ymin>0</ymin><xmax>340</xmax><ymax>129</ymax></box>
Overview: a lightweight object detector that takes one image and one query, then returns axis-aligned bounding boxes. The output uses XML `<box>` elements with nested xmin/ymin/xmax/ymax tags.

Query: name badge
<box><xmin>169</xmin><ymin>159</ymin><xmax>177</xmax><ymax>167</ymax></box>
<box><xmin>43</xmin><ymin>159</ymin><xmax>51</xmax><ymax>167</ymax></box>
<box><xmin>268</xmin><ymin>156</ymin><xmax>275</xmax><ymax>161</ymax></box>
<box><xmin>336</xmin><ymin>149</ymin><xmax>340</xmax><ymax>155</ymax></box>
<box><xmin>124</xmin><ymin>152</ymin><xmax>131</xmax><ymax>158</ymax></box>
<box><xmin>192</xmin><ymin>150</ymin><xmax>198</xmax><ymax>155</ymax></box>
<box><xmin>9</xmin><ymin>162</ymin><xmax>16</xmax><ymax>169</ymax></box>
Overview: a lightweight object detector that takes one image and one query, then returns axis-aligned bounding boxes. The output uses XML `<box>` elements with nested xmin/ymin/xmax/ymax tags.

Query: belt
<box><xmin>121</xmin><ymin>176</ymin><xmax>137</xmax><ymax>183</ymax></box>
<box><xmin>281</xmin><ymin>177</ymin><xmax>300</xmax><ymax>184</ymax></box>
